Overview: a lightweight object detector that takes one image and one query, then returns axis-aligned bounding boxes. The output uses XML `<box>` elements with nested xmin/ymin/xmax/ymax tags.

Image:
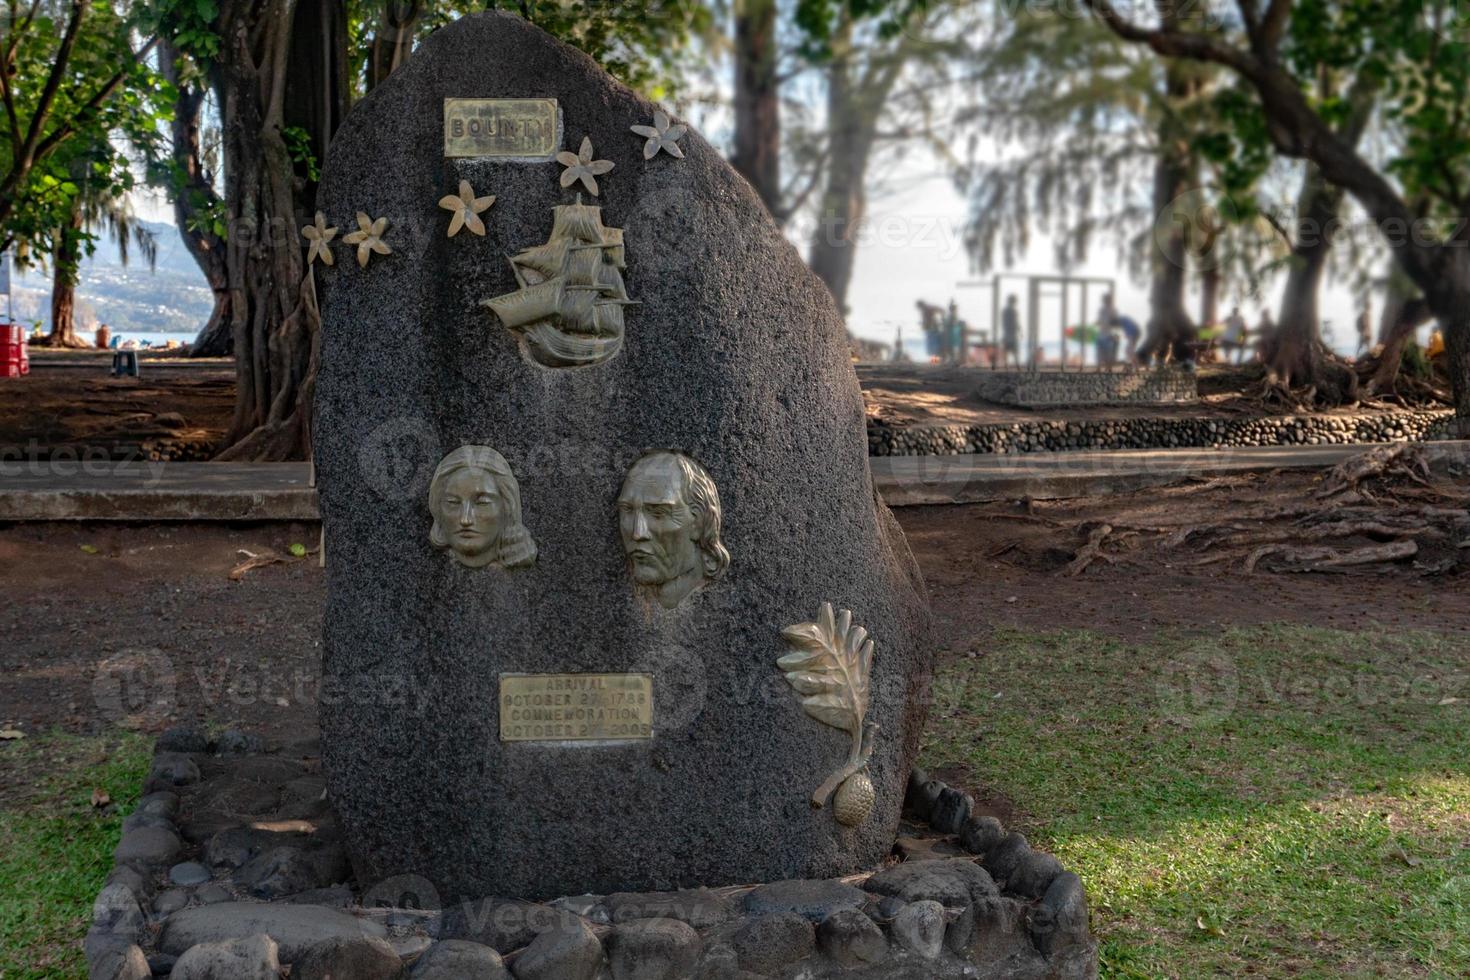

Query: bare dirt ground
<box><xmin>1</xmin><ymin>465</ymin><xmax>1463</xmax><ymax>780</ymax></box>
<box><xmin>2</xmin><ymin>362</ymin><xmax>1444</xmax><ymax>462</ymax></box>
<box><xmin>0</xmin><ymin>366</ymin><xmax>233</xmax><ymax>460</ymax></box>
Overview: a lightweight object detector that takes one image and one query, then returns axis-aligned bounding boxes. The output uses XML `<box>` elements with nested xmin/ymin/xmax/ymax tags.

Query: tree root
<box><xmin>1317</xmin><ymin>444</ymin><xmax>1431</xmax><ymax>499</ymax></box>
<box><xmin>1063</xmin><ymin>524</ymin><xmax>1116</xmax><ymax>577</ymax></box>
<box><xmin>1244</xmin><ymin>539</ymin><xmax>1418</xmax><ymax>573</ymax></box>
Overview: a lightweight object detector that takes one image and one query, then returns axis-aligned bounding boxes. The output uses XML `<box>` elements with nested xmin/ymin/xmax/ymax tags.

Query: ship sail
<box><xmin>482</xmin><ymin>198</ymin><xmax>637</xmax><ymax>368</ymax></box>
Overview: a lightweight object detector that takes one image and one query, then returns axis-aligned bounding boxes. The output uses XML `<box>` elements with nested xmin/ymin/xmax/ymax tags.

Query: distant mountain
<box><xmin>10</xmin><ymin>219</ymin><xmax>214</xmax><ymax>336</ymax></box>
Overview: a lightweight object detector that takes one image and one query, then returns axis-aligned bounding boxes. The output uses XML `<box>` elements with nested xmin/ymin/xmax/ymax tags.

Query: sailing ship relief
<box><xmin>481</xmin><ymin>198</ymin><xmax>637</xmax><ymax>368</ymax></box>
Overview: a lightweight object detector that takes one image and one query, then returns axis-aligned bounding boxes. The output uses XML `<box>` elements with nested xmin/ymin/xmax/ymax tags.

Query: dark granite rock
<box><xmin>204</xmin><ymin>826</ymin><xmax>315</xmax><ymax>870</ymax></box>
<box><xmin>894</xmin><ymin>835</ymin><xmax>967</xmax><ymax>862</ymax></box>
<box><xmin>606</xmin><ymin>918</ymin><xmax>701</xmax><ymax>980</ymax></box>
<box><xmin>912</xmin><ymin>780</ymin><xmax>944</xmax><ymax>820</ymax></box>
<box><xmin>154</xmin><ymin>888</ymin><xmax>191</xmax><ymax>916</ymax></box>
<box><xmin>120</xmin><ymin>810</ymin><xmax>172</xmax><ymax>834</ymax></box>
<box><xmin>292</xmin><ymin>936</ymin><xmax>405</xmax><ymax>980</ymax></box>
<box><xmin>439</xmin><ymin>897</ymin><xmax>565</xmax><ymax>952</ymax></box>
<box><xmin>411</xmin><ymin>940</ymin><xmax>509</xmax><ymax>979</ymax></box>
<box><xmin>870</xmin><ymin>895</ymin><xmax>906</xmax><ymax>924</ymax></box>
<box><xmin>89</xmin><ymin>944</ymin><xmax>151</xmax><ymax>980</ymax></box>
<box><xmin>890</xmin><ymin>900</ymin><xmax>945</xmax><ymax>959</ymax></box>
<box><xmin>314</xmin><ymin>11</ymin><xmax>931</xmax><ymax>903</ymax></box>
<box><xmin>864</xmin><ymin>857</ymin><xmax>998</xmax><ymax>907</ymax></box>
<box><xmin>815</xmin><ymin>907</ymin><xmax>887</xmax><ymax>967</ymax></box>
<box><xmin>157</xmin><ymin>903</ymin><xmax>386</xmax><ymax>961</ymax></box>
<box><xmin>236</xmin><ymin>842</ymin><xmax>351</xmax><ymax>899</ymax></box>
<box><xmin>156</xmin><ymin>726</ymin><xmax>209</xmax><ymax>754</ymax></box>
<box><xmin>604</xmin><ymin>888</ymin><xmax>735</xmax><ymax>929</ymax></box>
<box><xmin>91</xmin><ymin>881</ymin><xmax>146</xmax><ymax>936</ymax></box>
<box><xmin>730</xmin><ymin>913</ymin><xmax>814</xmax><ymax>974</ymax></box>
<box><xmin>284</xmin><ymin>884</ymin><xmax>357</xmax><ymax>908</ymax></box>
<box><xmin>742</xmin><ymin>879</ymin><xmax>867</xmax><ymax>923</ymax></box>
<box><xmin>930</xmin><ymin>787</ymin><xmax>973</xmax><ymax>834</ymax></box>
<box><xmin>981</xmin><ymin>832</ymin><xmax>1032</xmax><ymax>891</ymax></box>
<box><xmin>113</xmin><ymin>825</ymin><xmax>182</xmax><ymax>866</ymax></box>
<box><xmin>959</xmin><ymin>815</ymin><xmax>1006</xmax><ymax>856</ymax></box>
<box><xmin>195</xmin><ymin>883</ymin><xmax>232</xmax><ymax>905</ymax></box>
<box><xmin>146</xmin><ymin>952</ymin><xmax>178</xmax><ymax>974</ymax></box>
<box><xmin>215</xmin><ymin>730</ymin><xmax>263</xmax><ymax>755</ymax></box>
<box><xmin>509</xmin><ymin>918</ymin><xmax>603</xmax><ymax>980</ymax></box>
<box><xmin>105</xmin><ymin>864</ymin><xmax>152</xmax><ymax>902</ymax></box>
<box><xmin>904</xmin><ymin>767</ymin><xmax>929</xmax><ymax>810</ymax></box>
<box><xmin>135</xmin><ymin>791</ymin><xmax>180</xmax><ymax>819</ymax></box>
<box><xmin>170</xmin><ymin>933</ymin><xmax>280</xmax><ymax>980</ymax></box>
<box><xmin>144</xmin><ymin>753</ymin><xmax>200</xmax><ymax>793</ymax></box>
<box><xmin>170</xmin><ymin>861</ymin><xmax>211</xmax><ymax>887</ymax></box>
<box><xmin>1010</xmin><ymin>850</ymin><xmax>1065</xmax><ymax>900</ymax></box>
<box><xmin>1031</xmin><ymin>871</ymin><xmax>1091</xmax><ymax>957</ymax></box>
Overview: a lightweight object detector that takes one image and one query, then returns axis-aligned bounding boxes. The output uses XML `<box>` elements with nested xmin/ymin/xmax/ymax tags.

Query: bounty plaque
<box><xmin>499</xmin><ymin>673</ymin><xmax>654</xmax><ymax>741</ymax></box>
<box><xmin>443</xmin><ymin>97</ymin><xmax>559</xmax><ymax>158</ymax></box>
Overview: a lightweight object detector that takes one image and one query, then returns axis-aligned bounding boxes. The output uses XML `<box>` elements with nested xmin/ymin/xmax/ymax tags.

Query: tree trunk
<box><xmin>1199</xmin><ymin>263</ymin><xmax>1219</xmax><ymax>330</ymax></box>
<box><xmin>1264</xmin><ymin>163</ymin><xmax>1357</xmax><ymax>404</ymax></box>
<box><xmin>367</xmin><ymin>0</ymin><xmax>421</xmax><ymax>91</ymax></box>
<box><xmin>40</xmin><ymin>205</ymin><xmax>87</xmax><ymax>348</ymax></box>
<box><xmin>731</xmin><ymin>0</ymin><xmax>781</xmax><ymax>217</ymax></box>
<box><xmin>209</xmin><ymin>0</ymin><xmax>346</xmax><ymax>460</ymax></box>
<box><xmin>158</xmin><ymin>42</ymin><xmax>233</xmax><ymax>358</ymax></box>
<box><xmin>1364</xmin><ymin>296</ymin><xmax>1432</xmax><ymax>393</ymax></box>
<box><xmin>1445</xmin><ymin>304</ymin><xmax>1470</xmax><ymax>437</ymax></box>
<box><xmin>1139</xmin><ymin>53</ymin><xmax>1197</xmax><ymax>366</ymax></box>
<box><xmin>1140</xmin><ymin>151</ymin><xmax>1194</xmax><ymax>364</ymax></box>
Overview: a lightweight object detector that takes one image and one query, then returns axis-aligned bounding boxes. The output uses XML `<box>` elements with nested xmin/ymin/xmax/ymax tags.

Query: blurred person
<box><xmin>1001</xmin><ymin>294</ymin><xmax>1021</xmax><ymax>369</ymax></box>
<box><xmin>1222</xmin><ymin>306</ymin><xmax>1248</xmax><ymax>364</ymax></box>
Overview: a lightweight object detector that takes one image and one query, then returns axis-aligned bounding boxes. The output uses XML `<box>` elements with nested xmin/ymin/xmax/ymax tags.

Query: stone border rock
<box><xmin>87</xmin><ymin>730</ymin><xmax>1098</xmax><ymax>979</ymax></box>
<box><xmin>870</xmin><ymin>408</ymin><xmax>1454</xmax><ymax>456</ymax></box>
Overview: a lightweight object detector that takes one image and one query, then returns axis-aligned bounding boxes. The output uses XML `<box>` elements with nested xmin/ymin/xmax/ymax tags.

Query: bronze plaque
<box><xmin>499</xmin><ymin>672</ymin><xmax>654</xmax><ymax>742</ymax></box>
<box><xmin>444</xmin><ymin>98</ymin><xmax>559</xmax><ymax>158</ymax></box>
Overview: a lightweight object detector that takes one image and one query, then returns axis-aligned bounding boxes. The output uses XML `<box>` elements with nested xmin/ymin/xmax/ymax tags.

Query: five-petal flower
<box><xmin>631</xmin><ymin>110</ymin><xmax>687</xmax><ymax>160</ymax></box>
<box><xmin>557</xmin><ymin>136</ymin><xmax>615</xmax><ymax>196</ymax></box>
<box><xmin>342</xmin><ymin>212</ymin><xmax>392</xmax><ymax>268</ymax></box>
<box><xmin>438</xmin><ymin>179</ymin><xmax>496</xmax><ymax>237</ymax></box>
<box><xmin>301</xmin><ymin>212</ymin><xmax>337</xmax><ymax>267</ymax></box>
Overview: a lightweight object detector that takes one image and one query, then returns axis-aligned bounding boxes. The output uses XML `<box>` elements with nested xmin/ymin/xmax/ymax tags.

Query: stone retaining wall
<box><xmin>975</xmin><ymin>369</ymin><xmax>1199</xmax><ymax>407</ymax></box>
<box><xmin>869</xmin><ymin>409</ymin><xmax>1456</xmax><ymax>456</ymax></box>
<box><xmin>86</xmin><ymin>729</ymin><xmax>1098</xmax><ymax>980</ymax></box>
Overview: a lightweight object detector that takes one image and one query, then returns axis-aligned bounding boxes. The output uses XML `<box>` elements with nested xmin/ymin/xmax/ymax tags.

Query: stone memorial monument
<box><xmin>84</xmin><ymin>14</ymin><xmax>1098</xmax><ymax>979</ymax></box>
<box><xmin>313</xmin><ymin>12</ymin><xmax>932</xmax><ymax>903</ymax></box>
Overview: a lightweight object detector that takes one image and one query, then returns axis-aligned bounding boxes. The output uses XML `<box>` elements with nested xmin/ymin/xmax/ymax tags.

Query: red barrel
<box><xmin>1</xmin><ymin>323</ymin><xmax>28</xmax><ymax>377</ymax></box>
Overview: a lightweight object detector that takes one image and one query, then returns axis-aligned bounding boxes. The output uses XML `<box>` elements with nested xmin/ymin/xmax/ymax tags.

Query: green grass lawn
<box><xmin>0</xmin><ymin>732</ymin><xmax>151</xmax><ymax>979</ymax></box>
<box><xmin>2</xmin><ymin>625</ymin><xmax>1466</xmax><ymax>979</ymax></box>
<box><xmin>922</xmin><ymin>625</ymin><xmax>1470</xmax><ymax>979</ymax></box>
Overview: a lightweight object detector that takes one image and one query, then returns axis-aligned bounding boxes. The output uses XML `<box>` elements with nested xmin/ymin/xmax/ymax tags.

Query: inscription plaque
<box><xmin>444</xmin><ymin>98</ymin><xmax>559</xmax><ymax>158</ymax></box>
<box><xmin>499</xmin><ymin>672</ymin><xmax>653</xmax><ymax>741</ymax></box>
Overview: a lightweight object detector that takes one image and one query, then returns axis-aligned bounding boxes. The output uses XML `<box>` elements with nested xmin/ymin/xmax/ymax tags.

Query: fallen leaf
<box><xmin>0</xmin><ymin>729</ymin><xmax>24</xmax><ymax>740</ymax></box>
<box><xmin>79</xmin><ymin>544</ymin><xmax>98</xmax><ymax>554</ymax></box>
<box><xmin>91</xmin><ymin>788</ymin><xmax>110</xmax><ymax>808</ymax></box>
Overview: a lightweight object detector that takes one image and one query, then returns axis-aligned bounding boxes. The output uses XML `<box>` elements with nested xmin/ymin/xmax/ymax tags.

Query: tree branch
<box><xmin>16</xmin><ymin>0</ymin><xmax>87</xmax><ymax>171</ymax></box>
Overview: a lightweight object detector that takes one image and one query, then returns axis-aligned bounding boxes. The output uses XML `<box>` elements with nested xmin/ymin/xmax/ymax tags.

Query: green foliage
<box><xmin>0</xmin><ymin>1</ymin><xmax>173</xmax><ymax>265</ymax></box>
<box><xmin>282</xmin><ymin>125</ymin><xmax>322</xmax><ymax>184</ymax></box>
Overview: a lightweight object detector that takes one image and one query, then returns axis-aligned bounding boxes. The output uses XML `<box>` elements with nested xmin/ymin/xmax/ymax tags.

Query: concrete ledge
<box><xmin>2</xmin><ymin>444</ymin><xmax>1465</xmax><ymax>519</ymax></box>
<box><xmin>869</xmin><ymin>441</ymin><xmax>1470</xmax><ymax>507</ymax></box>
<box><xmin>0</xmin><ymin>462</ymin><xmax>318</xmax><ymax>521</ymax></box>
